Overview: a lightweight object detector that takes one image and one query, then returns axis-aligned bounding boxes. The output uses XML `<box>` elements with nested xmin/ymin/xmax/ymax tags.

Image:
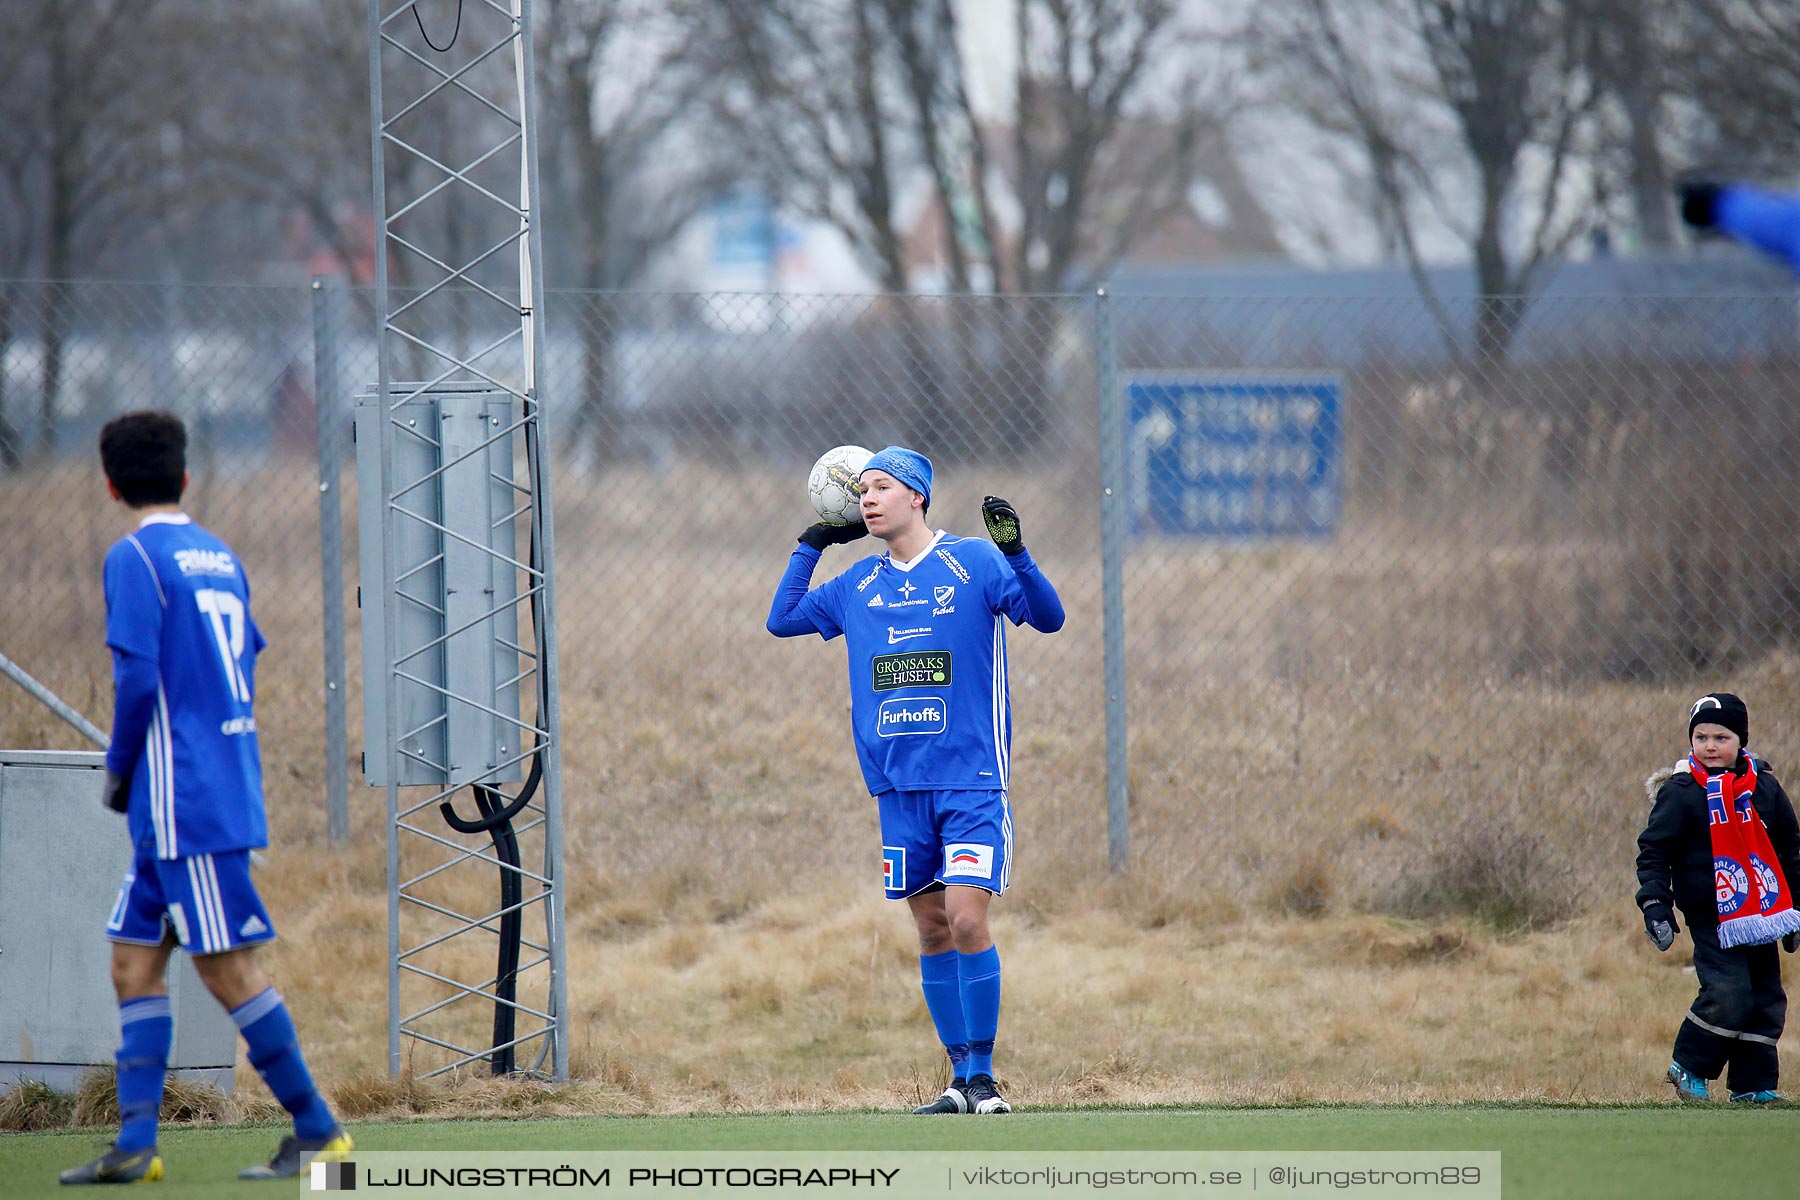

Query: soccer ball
<box><xmin>808</xmin><ymin>444</ymin><xmax>873</xmax><ymax>526</ymax></box>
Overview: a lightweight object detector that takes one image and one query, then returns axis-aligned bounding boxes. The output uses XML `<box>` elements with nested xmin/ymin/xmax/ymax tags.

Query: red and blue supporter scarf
<box><xmin>1690</xmin><ymin>752</ymin><xmax>1800</xmax><ymax>948</ymax></box>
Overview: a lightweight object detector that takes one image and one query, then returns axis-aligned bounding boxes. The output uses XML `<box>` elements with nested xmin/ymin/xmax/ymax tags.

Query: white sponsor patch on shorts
<box><xmin>943</xmin><ymin>843</ymin><xmax>995</xmax><ymax>880</ymax></box>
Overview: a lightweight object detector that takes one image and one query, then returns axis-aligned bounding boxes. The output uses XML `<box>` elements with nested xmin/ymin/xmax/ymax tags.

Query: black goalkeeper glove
<box><xmin>982</xmin><ymin>495</ymin><xmax>1024</xmax><ymax>556</ymax></box>
<box><xmin>1643</xmin><ymin>902</ymin><xmax>1678</xmax><ymax>953</ymax></box>
<box><xmin>101</xmin><ymin>768</ymin><xmax>131</xmax><ymax>814</ymax></box>
<box><xmin>1677</xmin><ymin>175</ymin><xmax>1723</xmax><ymax>230</ymax></box>
<box><xmin>798</xmin><ymin>521</ymin><xmax>867</xmax><ymax>552</ymax></box>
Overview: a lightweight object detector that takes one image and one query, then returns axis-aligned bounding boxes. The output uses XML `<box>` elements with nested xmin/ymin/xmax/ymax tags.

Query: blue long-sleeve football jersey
<box><xmin>769</xmin><ymin>530</ymin><xmax>1063</xmax><ymax>796</ymax></box>
<box><xmin>104</xmin><ymin>513</ymin><xmax>269</xmax><ymax>859</ymax></box>
<box><xmin>1715</xmin><ymin>185</ymin><xmax>1800</xmax><ymax>275</ymax></box>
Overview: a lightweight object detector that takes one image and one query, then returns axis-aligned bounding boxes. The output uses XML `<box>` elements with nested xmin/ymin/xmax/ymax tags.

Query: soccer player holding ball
<box><xmin>61</xmin><ymin>412</ymin><xmax>350</xmax><ymax>1184</ymax></box>
<box><xmin>767</xmin><ymin>446</ymin><xmax>1064</xmax><ymax>1114</ymax></box>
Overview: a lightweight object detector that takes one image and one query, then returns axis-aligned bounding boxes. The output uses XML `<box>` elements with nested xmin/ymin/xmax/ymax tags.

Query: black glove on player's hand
<box><xmin>1677</xmin><ymin>176</ymin><xmax>1722</xmax><ymax>230</ymax></box>
<box><xmin>1643</xmin><ymin>902</ymin><xmax>1678</xmax><ymax>952</ymax></box>
<box><xmin>798</xmin><ymin>521</ymin><xmax>867</xmax><ymax>552</ymax></box>
<box><xmin>102</xmin><ymin>769</ymin><xmax>131</xmax><ymax>814</ymax></box>
<box><xmin>982</xmin><ymin>495</ymin><xmax>1024</xmax><ymax>556</ymax></box>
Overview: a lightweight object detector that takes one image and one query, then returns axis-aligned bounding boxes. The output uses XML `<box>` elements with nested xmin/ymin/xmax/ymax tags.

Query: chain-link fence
<box><xmin>4</xmin><ymin>274</ymin><xmax>1798</xmax><ymax>925</ymax></box>
<box><xmin>0</xmin><ymin>279</ymin><xmax>331</xmax><ymax>784</ymax></box>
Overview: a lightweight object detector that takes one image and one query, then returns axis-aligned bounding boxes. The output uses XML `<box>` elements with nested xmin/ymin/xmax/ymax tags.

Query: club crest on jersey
<box><xmin>883</xmin><ymin>846</ymin><xmax>906</xmax><ymax>893</ymax></box>
<box><xmin>932</xmin><ymin>584</ymin><xmax>955</xmax><ymax>616</ymax></box>
<box><xmin>943</xmin><ymin>843</ymin><xmax>994</xmax><ymax>880</ymax></box>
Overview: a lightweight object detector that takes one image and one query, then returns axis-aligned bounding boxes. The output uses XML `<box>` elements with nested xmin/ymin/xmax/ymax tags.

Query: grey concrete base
<box><xmin>0</xmin><ymin>750</ymin><xmax>237</xmax><ymax>1095</ymax></box>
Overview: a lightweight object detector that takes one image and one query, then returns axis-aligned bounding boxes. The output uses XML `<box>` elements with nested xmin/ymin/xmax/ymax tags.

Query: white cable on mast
<box><xmin>513</xmin><ymin>0</ymin><xmax>534</xmax><ymax>395</ymax></box>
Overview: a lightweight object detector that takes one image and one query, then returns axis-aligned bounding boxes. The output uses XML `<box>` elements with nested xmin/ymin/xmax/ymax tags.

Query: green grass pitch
<box><xmin>2</xmin><ymin>1105</ymin><xmax>1791</xmax><ymax>1199</ymax></box>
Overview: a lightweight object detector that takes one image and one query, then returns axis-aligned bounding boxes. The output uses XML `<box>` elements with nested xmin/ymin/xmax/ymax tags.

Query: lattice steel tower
<box><xmin>361</xmin><ymin>0</ymin><xmax>567</xmax><ymax>1081</ymax></box>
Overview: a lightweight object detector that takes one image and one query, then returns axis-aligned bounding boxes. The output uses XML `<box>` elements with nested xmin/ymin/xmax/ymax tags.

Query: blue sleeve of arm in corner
<box><xmin>1716</xmin><ymin>185</ymin><xmax>1800</xmax><ymax>275</ymax></box>
<box><xmin>1002</xmin><ymin>546</ymin><xmax>1064</xmax><ymax>633</ymax></box>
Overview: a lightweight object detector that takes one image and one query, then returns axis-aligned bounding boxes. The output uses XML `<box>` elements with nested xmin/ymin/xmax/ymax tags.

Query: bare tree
<box><xmin>714</xmin><ymin>0</ymin><xmax>913</xmax><ymax>291</ymax></box>
<box><xmin>884</xmin><ymin>0</ymin><xmax>983</xmax><ymax>294</ymax></box>
<box><xmin>193</xmin><ymin>0</ymin><xmax>374</xmax><ymax>285</ymax></box>
<box><xmin>1679</xmin><ymin>2</ymin><xmax>1800</xmax><ymax>176</ymax></box>
<box><xmin>718</xmin><ymin>0</ymin><xmax>1223</xmax><ymax>295</ymax></box>
<box><xmin>1249</xmin><ymin>0</ymin><xmax>1601</xmax><ymax>365</ymax></box>
<box><xmin>713</xmin><ymin>0</ymin><xmax>952</xmax><ymax>448</ymax></box>
<box><xmin>1005</xmin><ymin>0</ymin><xmax>1221</xmax><ymax>294</ymax></box>
<box><xmin>716</xmin><ymin>0</ymin><xmax>1228</xmax><ymax>450</ymax></box>
<box><xmin>539</xmin><ymin>0</ymin><xmax>741</xmax><ymax>467</ymax></box>
<box><xmin>1579</xmin><ymin>0</ymin><xmax>1678</xmax><ymax>251</ymax></box>
<box><xmin>0</xmin><ymin>4</ymin><xmax>42</xmax><ymax>468</ymax></box>
<box><xmin>0</xmin><ymin>0</ymin><xmax>203</xmax><ymax>457</ymax></box>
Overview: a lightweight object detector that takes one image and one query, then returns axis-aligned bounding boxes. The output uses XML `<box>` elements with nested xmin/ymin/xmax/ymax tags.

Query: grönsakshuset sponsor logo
<box><xmin>871</xmin><ymin>651</ymin><xmax>951</xmax><ymax>691</ymax></box>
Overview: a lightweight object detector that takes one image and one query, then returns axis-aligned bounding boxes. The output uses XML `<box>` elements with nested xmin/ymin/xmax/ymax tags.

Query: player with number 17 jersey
<box><xmin>791</xmin><ymin>531</ymin><xmax>1037</xmax><ymax>798</ymax></box>
<box><xmin>104</xmin><ymin>514</ymin><xmax>269</xmax><ymax>860</ymax></box>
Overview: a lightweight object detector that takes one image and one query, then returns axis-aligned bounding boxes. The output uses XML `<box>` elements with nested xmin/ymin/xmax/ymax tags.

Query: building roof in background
<box><xmin>1100</xmin><ymin>251</ymin><xmax>1799</xmax><ymax>370</ymax></box>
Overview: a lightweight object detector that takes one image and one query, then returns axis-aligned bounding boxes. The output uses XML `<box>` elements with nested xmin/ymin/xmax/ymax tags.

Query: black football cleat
<box><xmin>237</xmin><ymin>1128</ymin><xmax>353</xmax><ymax>1180</ymax></box>
<box><xmin>59</xmin><ymin>1143</ymin><xmax>164</xmax><ymax>1185</ymax></box>
<box><xmin>964</xmin><ymin>1074</ymin><xmax>1011</xmax><ymax>1114</ymax></box>
<box><xmin>912</xmin><ymin>1081</ymin><xmax>971</xmax><ymax>1114</ymax></box>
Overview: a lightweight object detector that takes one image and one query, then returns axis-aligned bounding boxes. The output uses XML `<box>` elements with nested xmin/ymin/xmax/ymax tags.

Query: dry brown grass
<box><xmin>0</xmin><ymin>1070</ymin><xmax>253</xmax><ymax>1133</ymax></box>
<box><xmin>0</xmin><ymin>1079</ymin><xmax>74</xmax><ymax>1132</ymax></box>
<box><xmin>7</xmin><ymin>456</ymin><xmax>1800</xmax><ymax>1116</ymax></box>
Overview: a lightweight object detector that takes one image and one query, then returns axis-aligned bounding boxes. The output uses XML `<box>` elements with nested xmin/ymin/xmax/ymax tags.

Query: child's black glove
<box><xmin>1783</xmin><ymin>931</ymin><xmax>1799</xmax><ymax>954</ymax></box>
<box><xmin>1676</xmin><ymin>176</ymin><xmax>1723</xmax><ymax>230</ymax></box>
<box><xmin>798</xmin><ymin>521</ymin><xmax>867</xmax><ymax>552</ymax></box>
<box><xmin>1643</xmin><ymin>902</ymin><xmax>1677</xmax><ymax>952</ymax></box>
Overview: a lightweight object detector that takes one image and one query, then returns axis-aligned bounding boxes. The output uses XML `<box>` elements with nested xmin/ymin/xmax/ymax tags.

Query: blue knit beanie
<box><xmin>859</xmin><ymin>446</ymin><xmax>932</xmax><ymax>507</ymax></box>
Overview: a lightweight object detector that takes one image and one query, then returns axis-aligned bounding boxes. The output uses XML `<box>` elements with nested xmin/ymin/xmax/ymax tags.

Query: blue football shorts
<box><xmin>877</xmin><ymin>788</ymin><xmax>1012</xmax><ymax>899</ymax></box>
<box><xmin>106</xmin><ymin>842</ymin><xmax>277</xmax><ymax>955</ymax></box>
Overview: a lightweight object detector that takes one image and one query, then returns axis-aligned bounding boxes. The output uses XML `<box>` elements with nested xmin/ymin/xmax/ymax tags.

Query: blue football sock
<box><xmin>232</xmin><ymin>988</ymin><xmax>335</xmax><ymax>1139</ymax></box>
<box><xmin>958</xmin><ymin>945</ymin><xmax>1001</xmax><ymax>1078</ymax></box>
<box><xmin>116</xmin><ymin>995</ymin><xmax>173</xmax><ymax>1153</ymax></box>
<box><xmin>919</xmin><ymin>951</ymin><xmax>971</xmax><ymax>1078</ymax></box>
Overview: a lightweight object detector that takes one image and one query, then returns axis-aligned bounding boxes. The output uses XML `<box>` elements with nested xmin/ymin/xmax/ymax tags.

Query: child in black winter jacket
<box><xmin>1637</xmin><ymin>693</ymin><xmax>1800</xmax><ymax>1103</ymax></box>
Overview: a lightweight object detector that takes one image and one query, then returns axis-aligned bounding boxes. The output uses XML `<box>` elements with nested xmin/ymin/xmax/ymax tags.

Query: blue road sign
<box><xmin>1125</xmin><ymin>374</ymin><xmax>1342</xmax><ymax>538</ymax></box>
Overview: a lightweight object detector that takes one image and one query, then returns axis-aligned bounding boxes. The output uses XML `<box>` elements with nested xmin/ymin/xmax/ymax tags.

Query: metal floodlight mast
<box><xmin>364</xmin><ymin>0</ymin><xmax>567</xmax><ymax>1082</ymax></box>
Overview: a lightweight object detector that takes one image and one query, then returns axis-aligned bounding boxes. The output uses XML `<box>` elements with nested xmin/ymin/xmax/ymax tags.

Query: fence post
<box><xmin>311</xmin><ymin>276</ymin><xmax>350</xmax><ymax>847</ymax></box>
<box><xmin>1095</xmin><ymin>286</ymin><xmax>1130</xmax><ymax>871</ymax></box>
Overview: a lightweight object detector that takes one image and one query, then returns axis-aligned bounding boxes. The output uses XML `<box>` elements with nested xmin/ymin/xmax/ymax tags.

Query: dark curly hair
<box><xmin>99</xmin><ymin>411</ymin><xmax>187</xmax><ymax>507</ymax></box>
